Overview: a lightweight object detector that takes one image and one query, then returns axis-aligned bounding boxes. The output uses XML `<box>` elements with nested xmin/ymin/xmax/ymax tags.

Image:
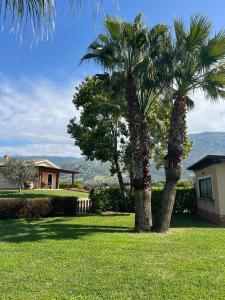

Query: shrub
<box><xmin>153</xmin><ymin>179</ymin><xmax>194</xmax><ymax>188</ymax></box>
<box><xmin>59</xmin><ymin>181</ymin><xmax>83</xmax><ymax>189</ymax></box>
<box><xmin>0</xmin><ymin>196</ymin><xmax>78</xmax><ymax>219</ymax></box>
<box><xmin>90</xmin><ymin>187</ymin><xmax>134</xmax><ymax>213</ymax></box>
<box><xmin>90</xmin><ymin>186</ymin><xmax>197</xmax><ymax>214</ymax></box>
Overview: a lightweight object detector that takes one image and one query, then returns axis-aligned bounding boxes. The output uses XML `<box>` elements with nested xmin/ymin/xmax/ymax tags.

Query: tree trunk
<box><xmin>113</xmin><ymin>153</ymin><xmax>129</xmax><ymax>211</ymax></box>
<box><xmin>154</xmin><ymin>95</ymin><xmax>187</xmax><ymax>232</ymax></box>
<box><xmin>126</xmin><ymin>71</ymin><xmax>152</xmax><ymax>232</ymax></box>
<box><xmin>129</xmin><ymin>169</ymin><xmax>134</xmax><ymax>190</ymax></box>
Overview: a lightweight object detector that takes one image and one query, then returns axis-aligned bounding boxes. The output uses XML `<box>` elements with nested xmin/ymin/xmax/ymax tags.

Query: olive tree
<box><xmin>3</xmin><ymin>158</ymin><xmax>38</xmax><ymax>191</ymax></box>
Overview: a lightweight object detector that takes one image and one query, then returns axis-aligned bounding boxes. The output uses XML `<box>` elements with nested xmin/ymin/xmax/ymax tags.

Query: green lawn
<box><xmin>0</xmin><ymin>214</ymin><xmax>224</xmax><ymax>299</ymax></box>
<box><xmin>0</xmin><ymin>189</ymin><xmax>89</xmax><ymax>199</ymax></box>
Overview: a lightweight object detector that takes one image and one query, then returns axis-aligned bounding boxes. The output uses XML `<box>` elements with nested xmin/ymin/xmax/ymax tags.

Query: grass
<box><xmin>0</xmin><ymin>213</ymin><xmax>224</xmax><ymax>299</ymax></box>
<box><xmin>0</xmin><ymin>189</ymin><xmax>89</xmax><ymax>199</ymax></box>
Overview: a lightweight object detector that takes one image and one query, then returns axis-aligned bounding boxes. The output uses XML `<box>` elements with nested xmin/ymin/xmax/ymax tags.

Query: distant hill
<box><xmin>186</xmin><ymin>132</ymin><xmax>225</xmax><ymax>164</ymax></box>
<box><xmin>61</xmin><ymin>132</ymin><xmax>225</xmax><ymax>181</ymax></box>
<box><xmin>3</xmin><ymin>132</ymin><xmax>225</xmax><ymax>183</ymax></box>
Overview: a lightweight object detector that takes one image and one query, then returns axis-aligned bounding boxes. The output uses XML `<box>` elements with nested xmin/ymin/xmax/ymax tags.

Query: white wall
<box><xmin>0</xmin><ymin>168</ymin><xmax>18</xmax><ymax>190</ymax></box>
<box><xmin>195</xmin><ymin>165</ymin><xmax>221</xmax><ymax>215</ymax></box>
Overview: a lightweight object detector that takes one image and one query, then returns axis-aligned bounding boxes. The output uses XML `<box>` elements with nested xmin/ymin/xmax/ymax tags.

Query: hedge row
<box><xmin>59</xmin><ymin>181</ymin><xmax>82</xmax><ymax>189</ymax></box>
<box><xmin>90</xmin><ymin>186</ymin><xmax>197</xmax><ymax>214</ymax></box>
<box><xmin>0</xmin><ymin>196</ymin><xmax>78</xmax><ymax>219</ymax></box>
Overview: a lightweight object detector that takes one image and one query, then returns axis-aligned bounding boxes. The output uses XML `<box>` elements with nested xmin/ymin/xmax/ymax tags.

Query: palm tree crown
<box><xmin>170</xmin><ymin>15</ymin><xmax>225</xmax><ymax>100</ymax></box>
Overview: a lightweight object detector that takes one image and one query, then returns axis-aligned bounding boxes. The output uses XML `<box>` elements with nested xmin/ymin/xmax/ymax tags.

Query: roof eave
<box><xmin>187</xmin><ymin>155</ymin><xmax>225</xmax><ymax>171</ymax></box>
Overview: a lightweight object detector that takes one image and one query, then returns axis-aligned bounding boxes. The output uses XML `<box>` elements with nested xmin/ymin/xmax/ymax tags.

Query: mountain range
<box><xmin>3</xmin><ymin>132</ymin><xmax>225</xmax><ymax>183</ymax></box>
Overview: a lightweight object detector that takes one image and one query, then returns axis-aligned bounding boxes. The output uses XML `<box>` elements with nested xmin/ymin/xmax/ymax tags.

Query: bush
<box><xmin>90</xmin><ymin>186</ymin><xmax>197</xmax><ymax>214</ymax></box>
<box><xmin>153</xmin><ymin>179</ymin><xmax>194</xmax><ymax>188</ymax></box>
<box><xmin>0</xmin><ymin>196</ymin><xmax>78</xmax><ymax>219</ymax></box>
<box><xmin>59</xmin><ymin>181</ymin><xmax>83</xmax><ymax>189</ymax></box>
<box><xmin>90</xmin><ymin>187</ymin><xmax>134</xmax><ymax>213</ymax></box>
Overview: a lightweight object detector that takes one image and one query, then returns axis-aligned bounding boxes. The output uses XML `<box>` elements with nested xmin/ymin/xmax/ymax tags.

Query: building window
<box><xmin>199</xmin><ymin>177</ymin><xmax>213</xmax><ymax>199</ymax></box>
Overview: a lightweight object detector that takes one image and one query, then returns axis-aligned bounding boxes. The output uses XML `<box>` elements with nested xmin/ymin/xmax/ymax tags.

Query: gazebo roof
<box><xmin>0</xmin><ymin>157</ymin><xmax>79</xmax><ymax>175</ymax></box>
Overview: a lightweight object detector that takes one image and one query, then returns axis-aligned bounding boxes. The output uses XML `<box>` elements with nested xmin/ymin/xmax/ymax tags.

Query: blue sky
<box><xmin>0</xmin><ymin>0</ymin><xmax>225</xmax><ymax>157</ymax></box>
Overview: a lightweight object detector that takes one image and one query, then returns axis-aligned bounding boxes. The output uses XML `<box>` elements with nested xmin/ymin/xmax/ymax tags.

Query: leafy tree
<box><xmin>3</xmin><ymin>158</ymin><xmax>38</xmax><ymax>191</ymax></box>
<box><xmin>81</xmin><ymin>15</ymin><xmax>170</xmax><ymax>232</ymax></box>
<box><xmin>155</xmin><ymin>15</ymin><xmax>225</xmax><ymax>232</ymax></box>
<box><xmin>68</xmin><ymin>75</ymin><xmax>129</xmax><ymax>202</ymax></box>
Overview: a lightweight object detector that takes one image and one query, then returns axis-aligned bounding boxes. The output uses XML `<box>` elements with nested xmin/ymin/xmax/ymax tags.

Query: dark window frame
<box><xmin>199</xmin><ymin>177</ymin><xmax>213</xmax><ymax>200</ymax></box>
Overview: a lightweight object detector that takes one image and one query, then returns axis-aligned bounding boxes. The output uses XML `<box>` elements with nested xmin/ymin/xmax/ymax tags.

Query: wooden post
<box><xmin>72</xmin><ymin>173</ymin><xmax>74</xmax><ymax>187</ymax></box>
<box><xmin>38</xmin><ymin>170</ymin><xmax>42</xmax><ymax>189</ymax></box>
<box><xmin>56</xmin><ymin>173</ymin><xmax>59</xmax><ymax>189</ymax></box>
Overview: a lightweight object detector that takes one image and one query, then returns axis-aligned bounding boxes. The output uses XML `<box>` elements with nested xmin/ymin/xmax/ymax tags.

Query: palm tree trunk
<box><xmin>154</xmin><ymin>95</ymin><xmax>187</xmax><ymax>232</ymax></box>
<box><xmin>126</xmin><ymin>71</ymin><xmax>152</xmax><ymax>232</ymax></box>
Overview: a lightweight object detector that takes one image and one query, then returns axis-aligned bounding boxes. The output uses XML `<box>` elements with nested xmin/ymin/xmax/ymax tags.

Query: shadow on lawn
<box><xmin>0</xmin><ymin>214</ymin><xmax>222</xmax><ymax>244</ymax></box>
<box><xmin>170</xmin><ymin>214</ymin><xmax>223</xmax><ymax>228</ymax></box>
<box><xmin>0</xmin><ymin>218</ymin><xmax>133</xmax><ymax>243</ymax></box>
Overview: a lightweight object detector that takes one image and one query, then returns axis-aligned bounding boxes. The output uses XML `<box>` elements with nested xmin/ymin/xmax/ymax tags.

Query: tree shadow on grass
<box><xmin>0</xmin><ymin>217</ymin><xmax>133</xmax><ymax>243</ymax></box>
<box><xmin>171</xmin><ymin>213</ymin><xmax>224</xmax><ymax>228</ymax></box>
<box><xmin>0</xmin><ymin>214</ymin><xmax>223</xmax><ymax>244</ymax></box>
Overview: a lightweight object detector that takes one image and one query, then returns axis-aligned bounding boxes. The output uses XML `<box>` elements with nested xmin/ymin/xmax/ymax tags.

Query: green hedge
<box><xmin>90</xmin><ymin>187</ymin><xmax>134</xmax><ymax>213</ymax></box>
<box><xmin>59</xmin><ymin>181</ymin><xmax>82</xmax><ymax>189</ymax></box>
<box><xmin>0</xmin><ymin>196</ymin><xmax>78</xmax><ymax>219</ymax></box>
<box><xmin>90</xmin><ymin>186</ymin><xmax>197</xmax><ymax>214</ymax></box>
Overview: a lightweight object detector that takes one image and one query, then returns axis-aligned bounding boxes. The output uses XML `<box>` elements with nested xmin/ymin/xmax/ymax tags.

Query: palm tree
<box><xmin>155</xmin><ymin>15</ymin><xmax>225</xmax><ymax>232</ymax></box>
<box><xmin>81</xmin><ymin>15</ymin><xmax>169</xmax><ymax>231</ymax></box>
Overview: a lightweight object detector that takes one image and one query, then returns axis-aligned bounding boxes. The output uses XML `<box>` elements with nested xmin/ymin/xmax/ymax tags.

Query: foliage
<box><xmin>68</xmin><ymin>76</ymin><xmax>127</xmax><ymax>175</ymax></box>
<box><xmin>59</xmin><ymin>181</ymin><xmax>83</xmax><ymax>189</ymax></box>
<box><xmin>0</xmin><ymin>196</ymin><xmax>78</xmax><ymax>218</ymax></box>
<box><xmin>68</xmin><ymin>75</ymin><xmax>129</xmax><ymax>196</ymax></box>
<box><xmin>90</xmin><ymin>187</ymin><xmax>134</xmax><ymax>213</ymax></box>
<box><xmin>0</xmin><ymin>1</ymin><xmax>103</xmax><ymax>38</ymax></box>
<box><xmin>3</xmin><ymin>158</ymin><xmax>38</xmax><ymax>191</ymax></box>
<box><xmin>81</xmin><ymin>15</ymin><xmax>193</xmax><ymax>190</ymax></box>
<box><xmin>154</xmin><ymin>179</ymin><xmax>194</xmax><ymax>187</ymax></box>
<box><xmin>90</xmin><ymin>186</ymin><xmax>197</xmax><ymax>214</ymax></box>
<box><xmin>168</xmin><ymin>15</ymin><xmax>225</xmax><ymax>100</ymax></box>
<box><xmin>151</xmin><ymin>186</ymin><xmax>197</xmax><ymax>214</ymax></box>
<box><xmin>176</xmin><ymin>179</ymin><xmax>194</xmax><ymax>187</ymax></box>
<box><xmin>154</xmin><ymin>15</ymin><xmax>225</xmax><ymax>231</ymax></box>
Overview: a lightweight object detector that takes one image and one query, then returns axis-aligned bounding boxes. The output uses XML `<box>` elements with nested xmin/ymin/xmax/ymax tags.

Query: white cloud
<box><xmin>0</xmin><ymin>75</ymin><xmax>81</xmax><ymax>157</ymax></box>
<box><xmin>0</xmin><ymin>143</ymin><xmax>80</xmax><ymax>157</ymax></box>
<box><xmin>187</xmin><ymin>90</ymin><xmax>225</xmax><ymax>133</ymax></box>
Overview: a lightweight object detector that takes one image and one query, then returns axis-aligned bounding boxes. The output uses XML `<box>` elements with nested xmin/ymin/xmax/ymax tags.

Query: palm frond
<box><xmin>173</xmin><ymin>18</ymin><xmax>186</xmax><ymax>45</ymax></box>
<box><xmin>200</xmin><ymin>31</ymin><xmax>225</xmax><ymax>67</ymax></box>
<box><xmin>186</xmin><ymin>96</ymin><xmax>195</xmax><ymax>110</ymax></box>
<box><xmin>0</xmin><ymin>0</ymin><xmax>109</xmax><ymax>38</ymax></box>
<box><xmin>80</xmin><ymin>53</ymin><xmax>100</xmax><ymax>63</ymax></box>
<box><xmin>104</xmin><ymin>15</ymin><xmax>121</xmax><ymax>40</ymax></box>
<box><xmin>98</xmin><ymin>33</ymin><xmax>110</xmax><ymax>45</ymax></box>
<box><xmin>0</xmin><ymin>0</ymin><xmax>55</xmax><ymax>37</ymax></box>
<box><xmin>202</xmin><ymin>66</ymin><xmax>225</xmax><ymax>100</ymax></box>
<box><xmin>188</xmin><ymin>14</ymin><xmax>212</xmax><ymax>48</ymax></box>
